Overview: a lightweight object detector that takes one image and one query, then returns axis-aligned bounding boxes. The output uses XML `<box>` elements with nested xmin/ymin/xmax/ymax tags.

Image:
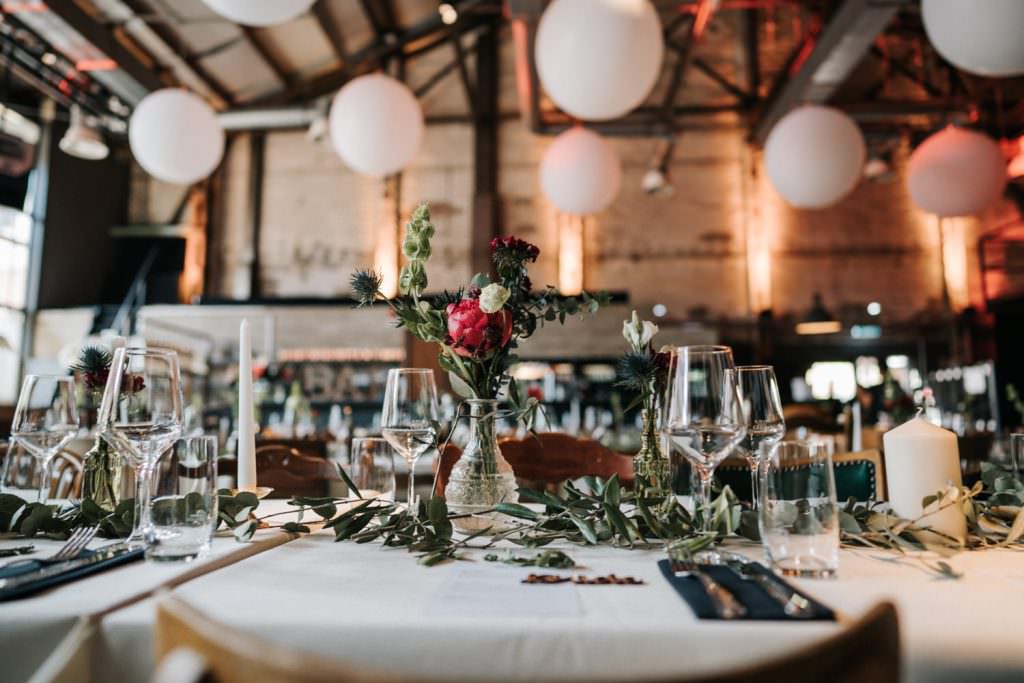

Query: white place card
<box><xmin>427</xmin><ymin>565</ymin><xmax>583</xmax><ymax>618</ymax></box>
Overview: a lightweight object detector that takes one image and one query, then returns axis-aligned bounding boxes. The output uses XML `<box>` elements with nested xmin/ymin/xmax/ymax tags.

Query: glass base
<box><xmin>145</xmin><ymin>542</ymin><xmax>210</xmax><ymax>563</ymax></box>
<box><xmin>775</xmin><ymin>565</ymin><xmax>837</xmax><ymax>579</ymax></box>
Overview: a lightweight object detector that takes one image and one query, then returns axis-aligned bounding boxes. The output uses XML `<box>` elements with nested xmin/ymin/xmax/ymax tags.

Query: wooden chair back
<box><xmin>153</xmin><ymin>594</ymin><xmax>897</xmax><ymax>683</ymax></box>
<box><xmin>435</xmin><ymin>433</ymin><xmax>634</xmax><ymax>496</ymax></box>
<box><xmin>678</xmin><ymin>601</ymin><xmax>900</xmax><ymax>683</ymax></box>
<box><xmin>153</xmin><ymin>595</ymin><xmax>404</xmax><ymax>683</ymax></box>
<box><xmin>219</xmin><ymin>445</ymin><xmax>335</xmax><ymax>499</ymax></box>
<box><xmin>49</xmin><ymin>450</ymin><xmax>83</xmax><ymax>499</ymax></box>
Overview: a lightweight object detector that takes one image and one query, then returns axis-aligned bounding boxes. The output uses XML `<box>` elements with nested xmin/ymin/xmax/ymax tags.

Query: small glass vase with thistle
<box><xmin>351</xmin><ymin>203</ymin><xmax>609</xmax><ymax>528</ymax></box>
<box><xmin>616</xmin><ymin>311</ymin><xmax>672</xmax><ymax>497</ymax></box>
<box><xmin>72</xmin><ymin>344</ymin><xmax>125</xmax><ymax>512</ymax></box>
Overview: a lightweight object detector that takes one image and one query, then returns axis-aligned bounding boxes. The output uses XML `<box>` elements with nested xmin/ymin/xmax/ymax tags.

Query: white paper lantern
<box><xmin>129</xmin><ymin>89</ymin><xmax>224</xmax><ymax>185</ymax></box>
<box><xmin>907</xmin><ymin>127</ymin><xmax>1007</xmax><ymax>217</ymax></box>
<box><xmin>922</xmin><ymin>0</ymin><xmax>1024</xmax><ymax>78</ymax></box>
<box><xmin>764</xmin><ymin>105</ymin><xmax>866</xmax><ymax>209</ymax></box>
<box><xmin>202</xmin><ymin>0</ymin><xmax>316</xmax><ymax>27</ymax></box>
<box><xmin>329</xmin><ymin>74</ymin><xmax>424</xmax><ymax>177</ymax></box>
<box><xmin>540</xmin><ymin>128</ymin><xmax>622</xmax><ymax>215</ymax></box>
<box><xmin>535</xmin><ymin>0</ymin><xmax>663</xmax><ymax>121</ymax></box>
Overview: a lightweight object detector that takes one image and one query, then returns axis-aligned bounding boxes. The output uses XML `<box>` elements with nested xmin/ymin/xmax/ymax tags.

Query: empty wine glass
<box><xmin>380</xmin><ymin>368</ymin><xmax>439</xmax><ymax>516</ymax></box>
<box><xmin>97</xmin><ymin>348</ymin><xmax>184</xmax><ymax>547</ymax></box>
<box><xmin>10</xmin><ymin>375</ymin><xmax>79</xmax><ymax>503</ymax></box>
<box><xmin>664</xmin><ymin>346</ymin><xmax>745</xmax><ymax>533</ymax></box>
<box><xmin>349</xmin><ymin>437</ymin><xmax>397</xmax><ymax>501</ymax></box>
<box><xmin>735</xmin><ymin>365</ymin><xmax>786</xmax><ymax>509</ymax></box>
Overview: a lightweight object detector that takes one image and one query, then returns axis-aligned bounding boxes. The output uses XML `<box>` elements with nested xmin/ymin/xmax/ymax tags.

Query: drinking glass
<box><xmin>146</xmin><ymin>435</ymin><xmax>218</xmax><ymax>562</ymax></box>
<box><xmin>1011</xmin><ymin>434</ymin><xmax>1024</xmax><ymax>477</ymax></box>
<box><xmin>97</xmin><ymin>348</ymin><xmax>184</xmax><ymax>547</ymax></box>
<box><xmin>735</xmin><ymin>365</ymin><xmax>786</xmax><ymax>509</ymax></box>
<box><xmin>348</xmin><ymin>437</ymin><xmax>396</xmax><ymax>501</ymax></box>
<box><xmin>759</xmin><ymin>440</ymin><xmax>839</xmax><ymax>578</ymax></box>
<box><xmin>10</xmin><ymin>375</ymin><xmax>79</xmax><ymax>503</ymax></box>
<box><xmin>664</xmin><ymin>346</ymin><xmax>745</xmax><ymax>532</ymax></box>
<box><xmin>380</xmin><ymin>368</ymin><xmax>439</xmax><ymax>515</ymax></box>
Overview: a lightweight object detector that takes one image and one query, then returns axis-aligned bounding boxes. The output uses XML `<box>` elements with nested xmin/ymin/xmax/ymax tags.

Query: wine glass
<box><xmin>97</xmin><ymin>348</ymin><xmax>184</xmax><ymax>546</ymax></box>
<box><xmin>380</xmin><ymin>368</ymin><xmax>439</xmax><ymax>516</ymax></box>
<box><xmin>10</xmin><ymin>375</ymin><xmax>79</xmax><ymax>503</ymax></box>
<box><xmin>664</xmin><ymin>346</ymin><xmax>745</xmax><ymax>533</ymax></box>
<box><xmin>349</xmin><ymin>437</ymin><xmax>397</xmax><ymax>501</ymax></box>
<box><xmin>735</xmin><ymin>365</ymin><xmax>786</xmax><ymax>509</ymax></box>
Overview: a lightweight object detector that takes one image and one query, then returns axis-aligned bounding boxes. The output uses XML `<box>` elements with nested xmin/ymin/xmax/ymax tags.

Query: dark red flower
<box><xmin>490</xmin><ymin>236</ymin><xmax>540</xmax><ymax>262</ymax></box>
<box><xmin>654</xmin><ymin>351</ymin><xmax>673</xmax><ymax>370</ymax></box>
<box><xmin>446</xmin><ymin>299</ymin><xmax>513</xmax><ymax>358</ymax></box>
<box><xmin>82</xmin><ymin>369</ymin><xmax>109</xmax><ymax>391</ymax></box>
<box><xmin>527</xmin><ymin>385</ymin><xmax>544</xmax><ymax>401</ymax></box>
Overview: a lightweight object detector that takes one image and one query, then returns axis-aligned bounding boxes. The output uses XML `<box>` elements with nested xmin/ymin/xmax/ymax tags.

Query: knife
<box><xmin>719</xmin><ymin>553</ymin><xmax>815</xmax><ymax>619</ymax></box>
<box><xmin>0</xmin><ymin>543</ymin><xmax>139</xmax><ymax>592</ymax></box>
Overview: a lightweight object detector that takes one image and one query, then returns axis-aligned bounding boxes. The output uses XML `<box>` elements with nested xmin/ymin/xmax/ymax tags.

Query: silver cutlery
<box><xmin>0</xmin><ymin>545</ymin><xmax>35</xmax><ymax>558</ymax></box>
<box><xmin>714</xmin><ymin>551</ymin><xmax>815</xmax><ymax>619</ymax></box>
<box><xmin>0</xmin><ymin>542</ymin><xmax>138</xmax><ymax>593</ymax></box>
<box><xmin>0</xmin><ymin>525</ymin><xmax>99</xmax><ymax>570</ymax></box>
<box><xmin>669</xmin><ymin>555</ymin><xmax>748</xmax><ymax>620</ymax></box>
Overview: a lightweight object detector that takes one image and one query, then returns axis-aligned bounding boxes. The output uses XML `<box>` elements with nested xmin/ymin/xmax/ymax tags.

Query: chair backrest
<box><xmin>715</xmin><ymin>449</ymin><xmax>886</xmax><ymax>502</ymax></box>
<box><xmin>153</xmin><ymin>595</ymin><xmax>897</xmax><ymax>683</ymax></box>
<box><xmin>49</xmin><ymin>450</ymin><xmax>84</xmax><ymax>500</ymax></box>
<box><xmin>153</xmin><ymin>595</ymin><xmax>404</xmax><ymax>683</ymax></box>
<box><xmin>435</xmin><ymin>433</ymin><xmax>634</xmax><ymax>496</ymax></box>
<box><xmin>219</xmin><ymin>446</ymin><xmax>335</xmax><ymax>499</ymax></box>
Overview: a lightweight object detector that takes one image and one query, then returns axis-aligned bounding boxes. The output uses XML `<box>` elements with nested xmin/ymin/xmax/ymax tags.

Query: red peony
<box><xmin>446</xmin><ymin>299</ymin><xmax>513</xmax><ymax>358</ymax></box>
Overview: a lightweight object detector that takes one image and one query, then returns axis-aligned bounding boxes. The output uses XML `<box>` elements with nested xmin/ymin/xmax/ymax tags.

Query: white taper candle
<box><xmin>237</xmin><ymin>319</ymin><xmax>257</xmax><ymax>490</ymax></box>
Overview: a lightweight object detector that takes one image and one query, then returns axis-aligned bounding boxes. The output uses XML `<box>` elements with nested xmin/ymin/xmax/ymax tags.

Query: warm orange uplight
<box><xmin>0</xmin><ymin>2</ymin><xmax>46</xmax><ymax>12</ymax></box>
<box><xmin>76</xmin><ymin>59</ymin><xmax>118</xmax><ymax>72</ymax></box>
<box><xmin>795</xmin><ymin>320</ymin><xmax>842</xmax><ymax>335</ymax></box>
<box><xmin>558</xmin><ymin>213</ymin><xmax>584</xmax><ymax>295</ymax></box>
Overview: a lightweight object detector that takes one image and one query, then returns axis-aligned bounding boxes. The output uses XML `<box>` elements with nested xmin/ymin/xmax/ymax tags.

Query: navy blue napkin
<box><xmin>658</xmin><ymin>559</ymin><xmax>835</xmax><ymax>621</ymax></box>
<box><xmin>0</xmin><ymin>546</ymin><xmax>144</xmax><ymax>601</ymax></box>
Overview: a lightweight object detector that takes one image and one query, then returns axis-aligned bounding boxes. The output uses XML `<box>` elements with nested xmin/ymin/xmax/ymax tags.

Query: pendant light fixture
<box><xmin>59</xmin><ymin>104</ymin><xmax>109</xmax><ymax>160</ymax></box>
<box><xmin>795</xmin><ymin>293</ymin><xmax>841</xmax><ymax>335</ymax></box>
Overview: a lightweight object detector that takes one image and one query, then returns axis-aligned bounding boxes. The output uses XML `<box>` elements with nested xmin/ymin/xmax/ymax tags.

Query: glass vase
<box><xmin>634</xmin><ymin>408</ymin><xmax>670</xmax><ymax>498</ymax></box>
<box><xmin>82</xmin><ymin>434</ymin><xmax>124</xmax><ymax>512</ymax></box>
<box><xmin>444</xmin><ymin>399</ymin><xmax>518</xmax><ymax>532</ymax></box>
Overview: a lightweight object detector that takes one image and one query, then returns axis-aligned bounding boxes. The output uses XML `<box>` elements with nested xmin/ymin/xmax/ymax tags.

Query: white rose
<box><xmin>478</xmin><ymin>283</ymin><xmax>511</xmax><ymax>314</ymax></box>
<box><xmin>622</xmin><ymin>310</ymin><xmax>658</xmax><ymax>350</ymax></box>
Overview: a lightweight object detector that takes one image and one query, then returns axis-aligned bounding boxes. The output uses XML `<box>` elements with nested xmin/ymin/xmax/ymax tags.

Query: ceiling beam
<box><xmin>749</xmin><ymin>0</ymin><xmax>911</xmax><ymax>145</ymax></box>
<box><xmin>119</xmin><ymin>0</ymin><xmax>234</xmax><ymax>105</ymax></box>
<box><xmin>312</xmin><ymin>2</ymin><xmax>348</xmax><ymax>71</ymax></box>
<box><xmin>37</xmin><ymin>0</ymin><xmax>163</xmax><ymax>93</ymax></box>
<box><xmin>660</xmin><ymin>0</ymin><xmax>719</xmax><ymax>127</ymax></box>
<box><xmin>252</xmin><ymin>0</ymin><xmax>497</xmax><ymax>106</ymax></box>
<box><xmin>241</xmin><ymin>27</ymin><xmax>292</xmax><ymax>88</ymax></box>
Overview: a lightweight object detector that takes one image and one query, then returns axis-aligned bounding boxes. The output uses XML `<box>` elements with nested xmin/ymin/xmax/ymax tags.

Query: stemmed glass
<box><xmin>97</xmin><ymin>348</ymin><xmax>184</xmax><ymax>547</ymax></box>
<box><xmin>380</xmin><ymin>368</ymin><xmax>439</xmax><ymax>516</ymax></box>
<box><xmin>10</xmin><ymin>375</ymin><xmax>79</xmax><ymax>503</ymax></box>
<box><xmin>735</xmin><ymin>365</ymin><xmax>786</xmax><ymax>509</ymax></box>
<box><xmin>664</xmin><ymin>346</ymin><xmax>746</xmax><ymax>532</ymax></box>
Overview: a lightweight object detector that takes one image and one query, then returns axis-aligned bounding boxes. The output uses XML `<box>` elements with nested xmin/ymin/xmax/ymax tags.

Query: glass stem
<box><xmin>37</xmin><ymin>455</ymin><xmax>53</xmax><ymax>504</ymax></box>
<box><xmin>696</xmin><ymin>470</ymin><xmax>714</xmax><ymax>533</ymax></box>
<box><xmin>131</xmin><ymin>465</ymin><xmax>155</xmax><ymax>544</ymax></box>
<box><xmin>407</xmin><ymin>456</ymin><xmax>417</xmax><ymax>517</ymax></box>
<box><xmin>748</xmin><ymin>457</ymin><xmax>759</xmax><ymax>511</ymax></box>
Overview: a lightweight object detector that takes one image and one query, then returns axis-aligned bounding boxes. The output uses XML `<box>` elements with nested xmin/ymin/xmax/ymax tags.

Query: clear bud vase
<box><xmin>82</xmin><ymin>435</ymin><xmax>124</xmax><ymax>512</ymax></box>
<box><xmin>634</xmin><ymin>408</ymin><xmax>670</xmax><ymax>498</ymax></box>
<box><xmin>444</xmin><ymin>399</ymin><xmax>518</xmax><ymax>532</ymax></box>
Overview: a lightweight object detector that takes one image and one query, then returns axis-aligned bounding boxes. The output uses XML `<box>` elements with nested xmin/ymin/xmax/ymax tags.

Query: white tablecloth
<box><xmin>95</xmin><ymin>532</ymin><xmax>1024</xmax><ymax>683</ymax></box>
<box><xmin>0</xmin><ymin>500</ymin><xmax>300</xmax><ymax>683</ymax></box>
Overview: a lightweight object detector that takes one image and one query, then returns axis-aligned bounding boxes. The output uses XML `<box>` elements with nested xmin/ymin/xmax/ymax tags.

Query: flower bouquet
<box><xmin>615</xmin><ymin>312</ymin><xmax>672</xmax><ymax>496</ymax></box>
<box><xmin>351</xmin><ymin>203</ymin><xmax>609</xmax><ymax>524</ymax></box>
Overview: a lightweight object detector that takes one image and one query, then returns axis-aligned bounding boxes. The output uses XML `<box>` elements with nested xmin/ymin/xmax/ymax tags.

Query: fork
<box><xmin>1</xmin><ymin>525</ymin><xmax>100</xmax><ymax>570</ymax></box>
<box><xmin>669</xmin><ymin>554</ymin><xmax>748</xmax><ymax>620</ymax></box>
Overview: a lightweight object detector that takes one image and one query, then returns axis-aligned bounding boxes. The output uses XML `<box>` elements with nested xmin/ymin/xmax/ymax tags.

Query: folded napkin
<box><xmin>0</xmin><ymin>546</ymin><xmax>144</xmax><ymax>601</ymax></box>
<box><xmin>657</xmin><ymin>559</ymin><xmax>834</xmax><ymax>621</ymax></box>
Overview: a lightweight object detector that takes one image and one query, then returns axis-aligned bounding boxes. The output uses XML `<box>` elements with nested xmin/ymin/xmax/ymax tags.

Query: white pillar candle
<box><xmin>883</xmin><ymin>417</ymin><xmax>966</xmax><ymax>542</ymax></box>
<box><xmin>237</xmin><ymin>319</ymin><xmax>258</xmax><ymax>490</ymax></box>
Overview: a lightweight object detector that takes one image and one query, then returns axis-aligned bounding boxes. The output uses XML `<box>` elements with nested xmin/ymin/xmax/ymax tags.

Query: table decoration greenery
<box><xmin>5</xmin><ymin>462</ymin><xmax>1023</xmax><ymax>581</ymax></box>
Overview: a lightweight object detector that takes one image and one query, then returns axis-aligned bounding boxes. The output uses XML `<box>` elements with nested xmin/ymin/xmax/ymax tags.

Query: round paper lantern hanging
<box><xmin>535</xmin><ymin>0</ymin><xmax>663</xmax><ymax>121</ymax></box>
<box><xmin>922</xmin><ymin>0</ymin><xmax>1024</xmax><ymax>77</ymax></box>
<box><xmin>201</xmin><ymin>0</ymin><xmax>316</xmax><ymax>27</ymax></box>
<box><xmin>764</xmin><ymin>105</ymin><xmax>866</xmax><ymax>209</ymax></box>
<box><xmin>907</xmin><ymin>127</ymin><xmax>1007</xmax><ymax>218</ymax></box>
<box><xmin>540</xmin><ymin>127</ymin><xmax>622</xmax><ymax>215</ymax></box>
<box><xmin>329</xmin><ymin>74</ymin><xmax>424</xmax><ymax>177</ymax></box>
<box><xmin>129</xmin><ymin>89</ymin><xmax>225</xmax><ymax>185</ymax></box>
